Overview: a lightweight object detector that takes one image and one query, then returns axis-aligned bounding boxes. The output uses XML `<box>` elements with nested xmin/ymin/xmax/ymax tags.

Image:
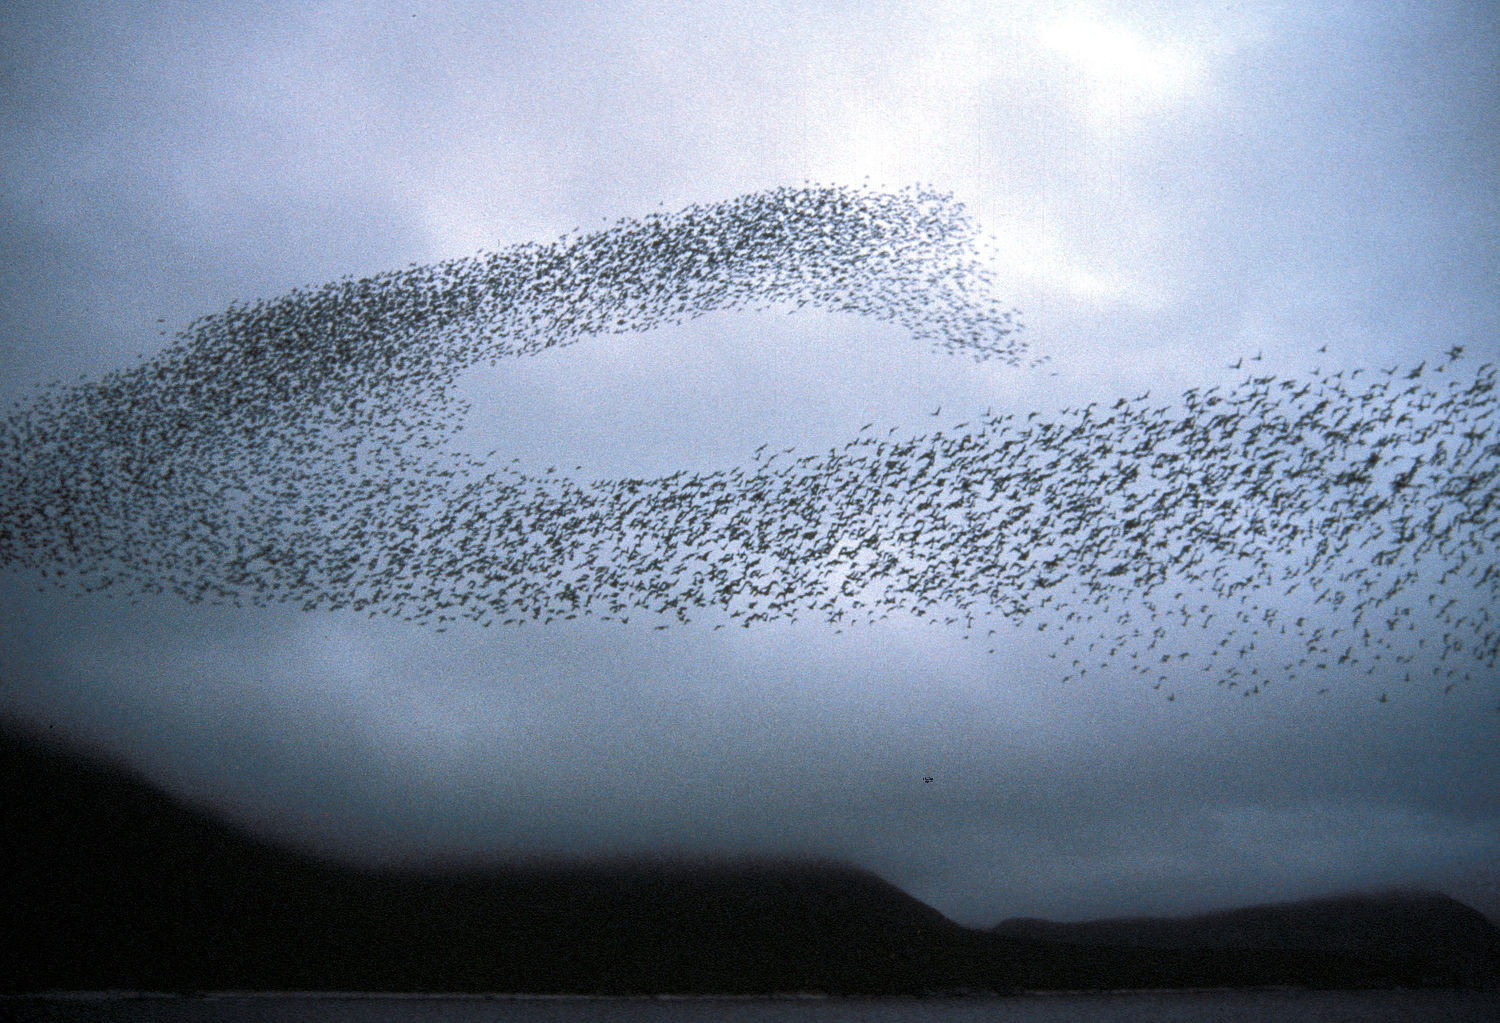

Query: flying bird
<box><xmin>0</xmin><ymin>184</ymin><xmax>1494</xmax><ymax>710</ymax></box>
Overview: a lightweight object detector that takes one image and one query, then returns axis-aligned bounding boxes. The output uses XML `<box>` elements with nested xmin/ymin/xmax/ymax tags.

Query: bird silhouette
<box><xmin>0</xmin><ymin>183</ymin><xmax>1494</xmax><ymax>710</ymax></box>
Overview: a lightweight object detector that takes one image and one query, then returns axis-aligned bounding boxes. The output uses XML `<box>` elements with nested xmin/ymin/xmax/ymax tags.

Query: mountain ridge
<box><xmin>4</xmin><ymin>725</ymin><xmax>1497</xmax><ymax>994</ymax></box>
<box><xmin>993</xmin><ymin>888</ymin><xmax>1499</xmax><ymax>948</ymax></box>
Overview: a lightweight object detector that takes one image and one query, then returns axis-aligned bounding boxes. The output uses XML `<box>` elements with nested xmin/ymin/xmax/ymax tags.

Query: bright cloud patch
<box><xmin>1040</xmin><ymin>14</ymin><xmax>1205</xmax><ymax>120</ymax></box>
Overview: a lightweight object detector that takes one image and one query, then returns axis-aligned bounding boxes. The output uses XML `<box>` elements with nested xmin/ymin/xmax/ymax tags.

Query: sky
<box><xmin>1</xmin><ymin>0</ymin><xmax>1498</xmax><ymax>928</ymax></box>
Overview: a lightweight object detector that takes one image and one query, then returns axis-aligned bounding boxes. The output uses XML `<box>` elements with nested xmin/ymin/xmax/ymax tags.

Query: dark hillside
<box><xmin>0</xmin><ymin>727</ymin><xmax>987</xmax><ymax>994</ymax></box>
<box><xmin>4</xmin><ymin>726</ymin><xmax>1496</xmax><ymax>993</ymax></box>
<box><xmin>994</xmin><ymin>892</ymin><xmax>1500</xmax><ymax>989</ymax></box>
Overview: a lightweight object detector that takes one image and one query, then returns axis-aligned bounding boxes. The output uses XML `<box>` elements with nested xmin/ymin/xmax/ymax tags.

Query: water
<box><xmin>7</xmin><ymin>991</ymin><xmax>1499</xmax><ymax>1023</ymax></box>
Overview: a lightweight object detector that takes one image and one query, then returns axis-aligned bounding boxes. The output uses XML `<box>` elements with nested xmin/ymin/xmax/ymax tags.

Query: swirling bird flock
<box><xmin>1</xmin><ymin>184</ymin><xmax>1496</xmax><ymax>702</ymax></box>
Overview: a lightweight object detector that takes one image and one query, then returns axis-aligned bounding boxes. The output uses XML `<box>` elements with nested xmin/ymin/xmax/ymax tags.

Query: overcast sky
<box><xmin>1</xmin><ymin>0</ymin><xmax>1497</xmax><ymax>928</ymax></box>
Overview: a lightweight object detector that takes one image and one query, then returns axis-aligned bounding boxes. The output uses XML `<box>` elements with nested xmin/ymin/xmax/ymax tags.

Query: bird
<box><xmin>0</xmin><ymin>181</ymin><xmax>1494</xmax><ymax>712</ymax></box>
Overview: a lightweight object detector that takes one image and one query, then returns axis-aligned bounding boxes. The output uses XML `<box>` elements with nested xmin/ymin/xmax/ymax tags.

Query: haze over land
<box><xmin>6</xmin><ymin>731</ymin><xmax>1498</xmax><ymax>994</ymax></box>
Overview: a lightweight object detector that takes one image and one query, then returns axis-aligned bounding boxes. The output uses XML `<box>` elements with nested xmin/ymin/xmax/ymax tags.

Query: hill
<box><xmin>0</xmin><ymin>727</ymin><xmax>991</xmax><ymax>994</ymax></box>
<box><xmin>993</xmin><ymin>890</ymin><xmax>1500</xmax><ymax>989</ymax></box>
<box><xmin>4</xmin><ymin>726</ymin><xmax>1496</xmax><ymax>993</ymax></box>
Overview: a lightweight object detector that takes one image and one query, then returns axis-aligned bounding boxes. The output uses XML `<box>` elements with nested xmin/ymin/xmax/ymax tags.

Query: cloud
<box><xmin>1038</xmin><ymin>11</ymin><xmax>1207</xmax><ymax>122</ymax></box>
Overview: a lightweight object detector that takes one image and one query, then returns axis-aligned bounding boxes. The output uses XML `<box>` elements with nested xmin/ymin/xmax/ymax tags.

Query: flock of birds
<box><xmin>1</xmin><ymin>183</ymin><xmax>1496</xmax><ymax>705</ymax></box>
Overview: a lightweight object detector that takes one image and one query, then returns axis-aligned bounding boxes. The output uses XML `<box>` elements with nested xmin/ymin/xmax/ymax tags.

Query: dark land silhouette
<box><xmin>4</xmin><ymin>727</ymin><xmax>1497</xmax><ymax>995</ymax></box>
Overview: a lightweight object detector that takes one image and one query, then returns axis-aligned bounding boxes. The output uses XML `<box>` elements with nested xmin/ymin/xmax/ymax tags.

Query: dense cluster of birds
<box><xmin>1</xmin><ymin>184</ymin><xmax>1496</xmax><ymax>702</ymax></box>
